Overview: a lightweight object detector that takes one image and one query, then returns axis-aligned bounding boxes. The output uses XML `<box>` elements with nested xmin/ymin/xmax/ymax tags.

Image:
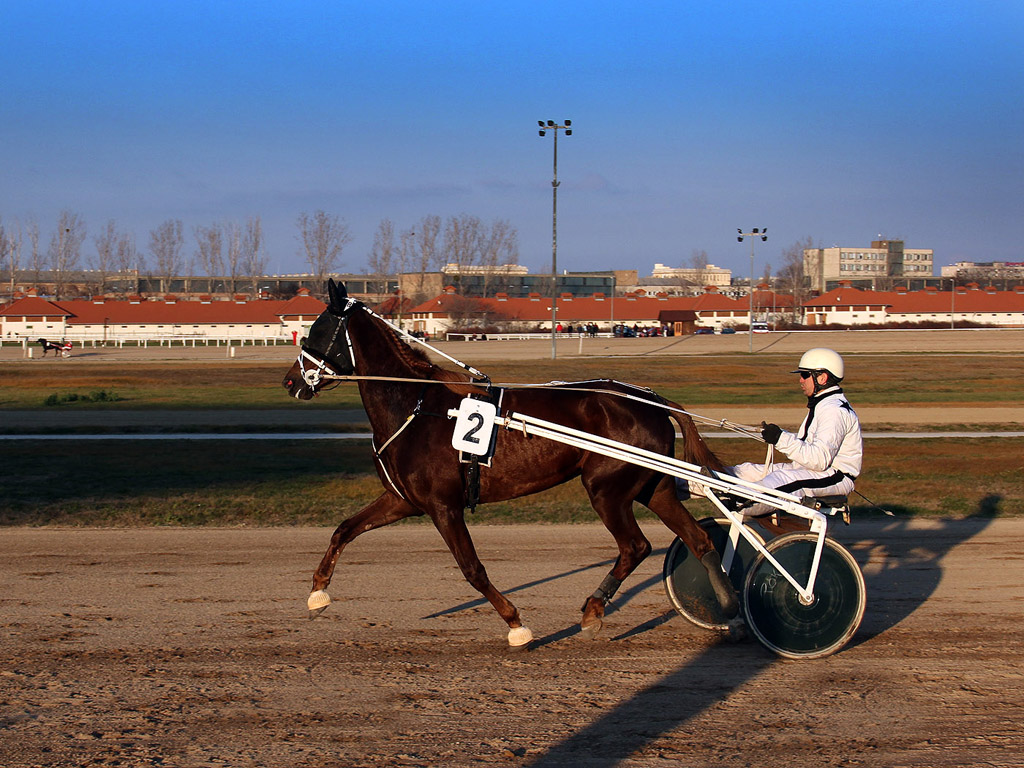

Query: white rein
<box><xmin>304</xmin><ymin>303</ymin><xmax>766</xmax><ymax>442</ymax></box>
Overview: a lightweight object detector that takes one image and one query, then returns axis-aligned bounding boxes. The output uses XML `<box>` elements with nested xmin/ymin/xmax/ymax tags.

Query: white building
<box><xmin>650</xmin><ymin>263</ymin><xmax>732</xmax><ymax>287</ymax></box>
<box><xmin>0</xmin><ymin>289</ymin><xmax>326</xmax><ymax>344</ymax></box>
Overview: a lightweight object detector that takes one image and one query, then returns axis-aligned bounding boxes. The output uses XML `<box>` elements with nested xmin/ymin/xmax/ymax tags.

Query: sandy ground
<box><xmin>2</xmin><ymin>519</ymin><xmax>1021</xmax><ymax>768</ymax></box>
<box><xmin>5</xmin><ymin>327</ymin><xmax>1024</xmax><ymax>365</ymax></box>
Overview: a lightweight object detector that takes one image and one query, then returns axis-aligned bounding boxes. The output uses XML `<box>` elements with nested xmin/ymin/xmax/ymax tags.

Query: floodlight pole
<box><xmin>737</xmin><ymin>227</ymin><xmax>768</xmax><ymax>354</ymax></box>
<box><xmin>950</xmin><ymin>276</ymin><xmax>956</xmax><ymax>329</ymax></box>
<box><xmin>538</xmin><ymin>119</ymin><xmax>572</xmax><ymax>359</ymax></box>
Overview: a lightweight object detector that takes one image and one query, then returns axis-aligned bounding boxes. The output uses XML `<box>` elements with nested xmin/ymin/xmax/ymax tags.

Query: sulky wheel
<box><xmin>742</xmin><ymin>532</ymin><xmax>866</xmax><ymax>659</ymax></box>
<box><xmin>664</xmin><ymin>517</ymin><xmax>764</xmax><ymax>630</ymax></box>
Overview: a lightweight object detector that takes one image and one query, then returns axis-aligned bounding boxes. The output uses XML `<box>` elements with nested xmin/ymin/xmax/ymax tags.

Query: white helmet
<box><xmin>793</xmin><ymin>348</ymin><xmax>844</xmax><ymax>380</ymax></box>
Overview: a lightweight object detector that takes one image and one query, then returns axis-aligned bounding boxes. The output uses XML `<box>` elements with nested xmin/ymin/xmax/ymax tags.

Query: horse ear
<box><xmin>327</xmin><ymin>279</ymin><xmax>348</xmax><ymax>312</ymax></box>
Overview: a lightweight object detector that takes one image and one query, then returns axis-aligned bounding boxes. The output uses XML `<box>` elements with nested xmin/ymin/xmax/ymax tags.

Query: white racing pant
<box><xmin>678</xmin><ymin>462</ymin><xmax>855</xmax><ymax>517</ymax></box>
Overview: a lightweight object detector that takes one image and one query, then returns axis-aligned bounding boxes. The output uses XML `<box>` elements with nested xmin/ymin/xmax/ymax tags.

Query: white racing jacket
<box><xmin>775</xmin><ymin>386</ymin><xmax>862</xmax><ymax>479</ymax></box>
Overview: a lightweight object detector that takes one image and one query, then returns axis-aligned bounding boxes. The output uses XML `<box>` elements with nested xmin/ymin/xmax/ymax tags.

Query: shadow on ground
<box><xmin>521</xmin><ymin>503</ymin><xmax>997</xmax><ymax>767</ymax></box>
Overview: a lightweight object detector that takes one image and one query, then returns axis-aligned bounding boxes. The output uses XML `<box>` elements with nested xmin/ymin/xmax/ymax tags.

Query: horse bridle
<box><xmin>296</xmin><ymin>299</ymin><xmax>358</xmax><ymax>390</ymax></box>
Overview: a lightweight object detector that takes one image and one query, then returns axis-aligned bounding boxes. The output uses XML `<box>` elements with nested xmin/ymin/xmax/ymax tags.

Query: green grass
<box><xmin>2</xmin><ymin>351</ymin><xmax>1020</xmax><ymax>525</ymax></box>
<box><xmin>3</xmin><ymin>354</ymin><xmax>1024</xmax><ymax>410</ymax></box>
<box><xmin>2</xmin><ymin>437</ymin><xmax>1019</xmax><ymax>526</ymax></box>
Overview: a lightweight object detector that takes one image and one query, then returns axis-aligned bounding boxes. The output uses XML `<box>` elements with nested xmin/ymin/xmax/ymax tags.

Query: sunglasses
<box><xmin>799</xmin><ymin>370</ymin><xmax>816</xmax><ymax>379</ymax></box>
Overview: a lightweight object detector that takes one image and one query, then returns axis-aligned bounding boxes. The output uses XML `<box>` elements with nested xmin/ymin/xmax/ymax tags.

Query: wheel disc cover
<box><xmin>744</xmin><ymin>536</ymin><xmax>865</xmax><ymax>658</ymax></box>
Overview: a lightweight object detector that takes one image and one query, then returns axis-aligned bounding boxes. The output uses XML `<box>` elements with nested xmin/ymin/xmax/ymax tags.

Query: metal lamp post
<box><xmin>950</xmin><ymin>276</ymin><xmax>956</xmax><ymax>330</ymax></box>
<box><xmin>538</xmin><ymin>119</ymin><xmax>572</xmax><ymax>359</ymax></box>
<box><xmin>737</xmin><ymin>227</ymin><xmax>768</xmax><ymax>354</ymax></box>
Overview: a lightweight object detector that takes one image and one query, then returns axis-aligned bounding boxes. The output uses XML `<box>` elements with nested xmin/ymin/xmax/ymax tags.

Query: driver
<box><xmin>682</xmin><ymin>348</ymin><xmax>862</xmax><ymax>517</ymax></box>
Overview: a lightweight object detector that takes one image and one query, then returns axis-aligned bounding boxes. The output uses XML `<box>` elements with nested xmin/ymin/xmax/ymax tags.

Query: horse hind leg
<box><xmin>579</xmin><ymin>534</ymin><xmax>651</xmax><ymax>640</ymax></box>
<box><xmin>644</xmin><ymin>476</ymin><xmax>740</xmax><ymax>621</ymax></box>
<box><xmin>308</xmin><ymin>491</ymin><xmax>419</xmax><ymax>618</ymax></box>
<box><xmin>579</xmin><ymin>473</ymin><xmax>653</xmax><ymax>640</ymax></box>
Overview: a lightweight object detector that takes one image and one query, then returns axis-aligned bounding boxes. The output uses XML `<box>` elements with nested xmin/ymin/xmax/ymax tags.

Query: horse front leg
<box><xmin>431</xmin><ymin>510</ymin><xmax>533</xmax><ymax>650</ymax></box>
<box><xmin>308</xmin><ymin>491</ymin><xmax>419</xmax><ymax>618</ymax></box>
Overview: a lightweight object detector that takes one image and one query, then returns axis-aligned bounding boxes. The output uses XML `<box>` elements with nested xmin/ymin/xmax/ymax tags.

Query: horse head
<box><xmin>282</xmin><ymin>279</ymin><xmax>360</xmax><ymax>400</ymax></box>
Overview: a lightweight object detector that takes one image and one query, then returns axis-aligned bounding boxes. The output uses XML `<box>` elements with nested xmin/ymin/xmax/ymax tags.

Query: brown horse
<box><xmin>282</xmin><ymin>280</ymin><xmax>738</xmax><ymax>648</ymax></box>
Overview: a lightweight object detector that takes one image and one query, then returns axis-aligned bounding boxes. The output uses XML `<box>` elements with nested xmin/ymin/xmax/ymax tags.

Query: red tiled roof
<box><xmin>751</xmin><ymin>289</ymin><xmax>796</xmax><ymax>310</ymax></box>
<box><xmin>277</xmin><ymin>294</ymin><xmax>327</xmax><ymax>317</ymax></box>
<box><xmin>803</xmin><ymin>285</ymin><xmax>891</xmax><ymax>308</ymax></box>
<box><xmin>0</xmin><ymin>296</ymin><xmax>74</xmax><ymax>318</ymax></box>
<box><xmin>803</xmin><ymin>285</ymin><xmax>1024</xmax><ymax>313</ymax></box>
<box><xmin>883</xmin><ymin>288</ymin><xmax>1024</xmax><ymax>314</ymax></box>
<box><xmin>405</xmin><ymin>292</ymin><xmax>750</xmax><ymax>323</ymax></box>
<box><xmin>0</xmin><ymin>295</ymin><xmax>326</xmax><ymax>324</ymax></box>
<box><xmin>373</xmin><ymin>295</ymin><xmax>418</xmax><ymax>315</ymax></box>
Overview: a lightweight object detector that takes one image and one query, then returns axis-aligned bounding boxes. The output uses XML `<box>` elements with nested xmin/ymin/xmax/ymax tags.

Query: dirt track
<box><xmin>3</xmin><ymin>519</ymin><xmax>1021</xmax><ymax>767</ymax></box>
<box><xmin>5</xmin><ymin>327</ymin><xmax>1024</xmax><ymax>365</ymax></box>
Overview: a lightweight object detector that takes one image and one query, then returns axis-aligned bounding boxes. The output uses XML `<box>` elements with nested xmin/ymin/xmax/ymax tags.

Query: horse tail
<box><xmin>665</xmin><ymin>398</ymin><xmax>725</xmax><ymax>472</ymax></box>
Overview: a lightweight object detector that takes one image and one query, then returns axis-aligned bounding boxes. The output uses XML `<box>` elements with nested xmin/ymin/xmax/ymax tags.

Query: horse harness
<box><xmin>369</xmin><ymin>383</ymin><xmax>503</xmax><ymax>513</ymax></box>
<box><xmin>295</xmin><ymin>297</ymin><xmax>772</xmax><ymax>512</ymax></box>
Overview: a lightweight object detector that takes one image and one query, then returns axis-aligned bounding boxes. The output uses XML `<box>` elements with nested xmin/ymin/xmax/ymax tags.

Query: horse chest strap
<box><xmin>374</xmin><ymin>411</ymin><xmax>418</xmax><ymax>458</ymax></box>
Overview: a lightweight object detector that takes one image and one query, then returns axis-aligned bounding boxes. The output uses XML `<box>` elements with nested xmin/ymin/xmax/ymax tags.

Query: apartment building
<box><xmin>804</xmin><ymin>239</ymin><xmax>933</xmax><ymax>292</ymax></box>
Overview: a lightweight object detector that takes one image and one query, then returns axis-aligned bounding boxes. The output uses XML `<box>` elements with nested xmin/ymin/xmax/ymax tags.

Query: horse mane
<box><xmin>368</xmin><ymin>310</ymin><xmax>476</xmax><ymax>388</ymax></box>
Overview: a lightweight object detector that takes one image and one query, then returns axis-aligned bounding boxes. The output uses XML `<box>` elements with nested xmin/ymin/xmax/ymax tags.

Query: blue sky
<box><xmin>2</xmin><ymin>1</ymin><xmax>1022</xmax><ymax>279</ymax></box>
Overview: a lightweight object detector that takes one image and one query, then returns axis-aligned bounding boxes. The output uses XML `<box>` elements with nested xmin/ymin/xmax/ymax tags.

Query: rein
<box><xmin>297</xmin><ymin>298</ymin><xmax>764</xmax><ymax>443</ymax></box>
<box><xmin>317</xmin><ymin>370</ymin><xmax>764</xmax><ymax>440</ymax></box>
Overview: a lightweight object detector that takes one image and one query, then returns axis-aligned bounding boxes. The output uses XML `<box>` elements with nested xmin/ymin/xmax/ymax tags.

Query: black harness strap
<box><xmin>461</xmin><ymin>387</ymin><xmax>503</xmax><ymax>513</ymax></box>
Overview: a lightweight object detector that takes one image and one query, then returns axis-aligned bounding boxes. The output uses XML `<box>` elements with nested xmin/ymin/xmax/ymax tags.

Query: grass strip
<box><xmin>1</xmin><ymin>437</ymin><xmax>1019</xmax><ymax>526</ymax></box>
<box><xmin>3</xmin><ymin>355</ymin><xmax>1024</xmax><ymax>410</ymax></box>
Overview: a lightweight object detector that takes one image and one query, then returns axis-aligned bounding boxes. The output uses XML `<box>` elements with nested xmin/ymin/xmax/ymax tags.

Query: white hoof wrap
<box><xmin>307</xmin><ymin>589</ymin><xmax>331</xmax><ymax>612</ymax></box>
<box><xmin>507</xmin><ymin>626</ymin><xmax>534</xmax><ymax>648</ymax></box>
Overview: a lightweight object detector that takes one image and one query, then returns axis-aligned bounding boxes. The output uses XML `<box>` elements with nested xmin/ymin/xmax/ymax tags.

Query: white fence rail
<box><xmin>445</xmin><ymin>331</ymin><xmax>615</xmax><ymax>341</ymax></box>
<box><xmin>8</xmin><ymin>333</ymin><xmax>294</xmax><ymax>349</ymax></box>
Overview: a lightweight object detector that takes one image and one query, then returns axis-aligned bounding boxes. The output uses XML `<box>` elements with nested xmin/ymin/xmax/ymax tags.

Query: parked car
<box><xmin>721</xmin><ymin>327</ymin><xmax>736</xmax><ymax>334</ymax></box>
<box><xmin>751</xmin><ymin>322</ymin><xmax>770</xmax><ymax>334</ymax></box>
<box><xmin>694</xmin><ymin>327</ymin><xmax>714</xmax><ymax>335</ymax></box>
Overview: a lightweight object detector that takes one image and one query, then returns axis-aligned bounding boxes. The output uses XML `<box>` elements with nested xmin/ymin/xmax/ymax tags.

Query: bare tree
<box><xmin>224</xmin><ymin>221</ymin><xmax>243</xmax><ymax>295</ymax></box>
<box><xmin>297</xmin><ymin>210</ymin><xmax>353</xmax><ymax>293</ymax></box>
<box><xmin>91</xmin><ymin>220</ymin><xmax>121</xmax><ymax>296</ymax></box>
<box><xmin>48</xmin><ymin>210</ymin><xmax>87</xmax><ymax>299</ymax></box>
<box><xmin>25</xmin><ymin>218</ymin><xmax>44</xmax><ymax>288</ymax></box>
<box><xmin>442</xmin><ymin>213</ymin><xmax>483</xmax><ymax>293</ymax></box>
<box><xmin>113</xmin><ymin>231</ymin><xmax>140</xmax><ymax>295</ymax></box>
<box><xmin>415</xmin><ymin>213</ymin><xmax>442</xmax><ymax>270</ymax></box>
<box><xmin>1</xmin><ymin>217</ymin><xmax>21</xmax><ymax>296</ymax></box>
<box><xmin>478</xmin><ymin>218</ymin><xmax>519</xmax><ymax>297</ymax></box>
<box><xmin>778</xmin><ymin>236</ymin><xmax>815</xmax><ymax>321</ymax></box>
<box><xmin>194</xmin><ymin>223</ymin><xmax>224</xmax><ymax>288</ymax></box>
<box><xmin>149</xmin><ymin>219</ymin><xmax>184</xmax><ymax>294</ymax></box>
<box><xmin>367</xmin><ymin>218</ymin><xmax>396</xmax><ymax>295</ymax></box>
<box><xmin>0</xmin><ymin>218</ymin><xmax>7</xmax><ymax>289</ymax></box>
<box><xmin>686</xmin><ymin>249</ymin><xmax>710</xmax><ymax>293</ymax></box>
<box><xmin>415</xmin><ymin>217</ymin><xmax>444</xmax><ymax>274</ymax></box>
<box><xmin>403</xmin><ymin>215</ymin><xmax>442</xmax><ymax>302</ymax></box>
<box><xmin>241</xmin><ymin>216</ymin><xmax>267</xmax><ymax>295</ymax></box>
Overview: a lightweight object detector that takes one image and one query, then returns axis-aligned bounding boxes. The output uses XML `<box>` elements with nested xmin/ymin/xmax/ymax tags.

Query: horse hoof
<box><xmin>307</xmin><ymin>589</ymin><xmax>331</xmax><ymax>618</ymax></box>
<box><xmin>507</xmin><ymin>626</ymin><xmax>533</xmax><ymax>650</ymax></box>
<box><xmin>726</xmin><ymin>618</ymin><xmax>748</xmax><ymax>643</ymax></box>
<box><xmin>579</xmin><ymin>618</ymin><xmax>603</xmax><ymax>640</ymax></box>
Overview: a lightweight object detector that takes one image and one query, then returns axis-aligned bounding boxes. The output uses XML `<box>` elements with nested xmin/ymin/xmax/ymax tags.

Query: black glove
<box><xmin>760</xmin><ymin>421</ymin><xmax>782</xmax><ymax>445</ymax></box>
